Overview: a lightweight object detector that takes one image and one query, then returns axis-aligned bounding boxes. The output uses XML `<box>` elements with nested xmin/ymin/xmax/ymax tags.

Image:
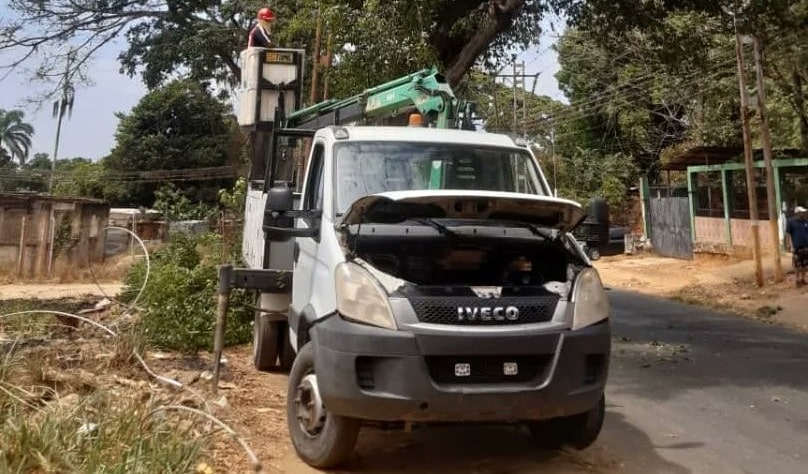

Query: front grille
<box><xmin>426</xmin><ymin>355</ymin><xmax>552</xmax><ymax>385</ymax></box>
<box><xmin>408</xmin><ymin>295</ymin><xmax>559</xmax><ymax>325</ymax></box>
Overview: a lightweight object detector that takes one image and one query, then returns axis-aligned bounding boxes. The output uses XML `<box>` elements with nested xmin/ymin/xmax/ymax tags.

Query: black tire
<box><xmin>528</xmin><ymin>395</ymin><xmax>605</xmax><ymax>450</ymax></box>
<box><xmin>253</xmin><ymin>311</ymin><xmax>280</xmax><ymax>371</ymax></box>
<box><xmin>278</xmin><ymin>322</ymin><xmax>296</xmax><ymax>372</ymax></box>
<box><xmin>287</xmin><ymin>343</ymin><xmax>360</xmax><ymax>468</ymax></box>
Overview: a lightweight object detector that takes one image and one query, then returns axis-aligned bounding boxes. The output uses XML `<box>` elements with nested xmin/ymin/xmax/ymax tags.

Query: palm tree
<box><xmin>0</xmin><ymin>109</ymin><xmax>35</xmax><ymax>166</ymax></box>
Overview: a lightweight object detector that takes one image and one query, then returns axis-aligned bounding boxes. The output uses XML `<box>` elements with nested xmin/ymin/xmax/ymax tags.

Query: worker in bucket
<box><xmin>248</xmin><ymin>7</ymin><xmax>275</xmax><ymax>48</ymax></box>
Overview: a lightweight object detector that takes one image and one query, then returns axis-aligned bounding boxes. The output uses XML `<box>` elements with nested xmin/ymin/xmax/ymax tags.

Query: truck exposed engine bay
<box><xmin>217</xmin><ymin>47</ymin><xmax>612</xmax><ymax>469</ymax></box>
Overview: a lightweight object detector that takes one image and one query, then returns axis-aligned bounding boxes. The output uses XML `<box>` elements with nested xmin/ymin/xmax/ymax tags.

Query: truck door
<box><xmin>291</xmin><ymin>141</ymin><xmax>325</xmax><ymax>319</ymax></box>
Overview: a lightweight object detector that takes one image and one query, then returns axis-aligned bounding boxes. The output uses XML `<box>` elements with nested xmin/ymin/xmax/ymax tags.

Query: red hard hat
<box><xmin>257</xmin><ymin>7</ymin><xmax>275</xmax><ymax>22</ymax></box>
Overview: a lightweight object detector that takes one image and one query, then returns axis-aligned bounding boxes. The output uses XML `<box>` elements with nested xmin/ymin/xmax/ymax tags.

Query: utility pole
<box><xmin>733</xmin><ymin>6</ymin><xmax>764</xmax><ymax>287</ymax></box>
<box><xmin>512</xmin><ymin>60</ymin><xmax>524</xmax><ymax>134</ymax></box>
<box><xmin>490</xmin><ymin>73</ymin><xmax>501</xmax><ymax>131</ymax></box>
<box><xmin>753</xmin><ymin>35</ymin><xmax>784</xmax><ymax>283</ymax></box>
<box><xmin>309</xmin><ymin>10</ymin><xmax>322</xmax><ymax>104</ymax></box>
<box><xmin>322</xmin><ymin>31</ymin><xmax>334</xmax><ymax>100</ymax></box>
<box><xmin>522</xmin><ymin>62</ymin><xmax>528</xmax><ymax>139</ymax></box>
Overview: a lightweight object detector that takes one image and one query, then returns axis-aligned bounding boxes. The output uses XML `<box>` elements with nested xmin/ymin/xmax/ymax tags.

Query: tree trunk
<box><xmin>445</xmin><ymin>0</ymin><xmax>525</xmax><ymax>87</ymax></box>
<box><xmin>793</xmin><ymin>69</ymin><xmax>808</xmax><ymax>151</ymax></box>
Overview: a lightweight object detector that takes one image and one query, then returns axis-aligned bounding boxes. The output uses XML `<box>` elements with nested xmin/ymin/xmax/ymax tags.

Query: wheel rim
<box><xmin>294</xmin><ymin>372</ymin><xmax>326</xmax><ymax>436</ymax></box>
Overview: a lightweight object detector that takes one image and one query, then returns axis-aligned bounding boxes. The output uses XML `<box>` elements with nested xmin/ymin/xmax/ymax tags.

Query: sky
<box><xmin>0</xmin><ymin>12</ymin><xmax>566</xmax><ymax>162</ymax></box>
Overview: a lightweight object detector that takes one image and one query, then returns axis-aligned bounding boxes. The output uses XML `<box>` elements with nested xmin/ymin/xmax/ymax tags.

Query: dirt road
<box><xmin>0</xmin><ymin>283</ymin><xmax>123</xmax><ymax>301</ymax></box>
<box><xmin>595</xmin><ymin>254</ymin><xmax>807</xmax><ymax>331</ymax></box>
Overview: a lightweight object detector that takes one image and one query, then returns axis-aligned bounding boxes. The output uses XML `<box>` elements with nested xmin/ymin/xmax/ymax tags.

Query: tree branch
<box><xmin>445</xmin><ymin>0</ymin><xmax>526</xmax><ymax>87</ymax></box>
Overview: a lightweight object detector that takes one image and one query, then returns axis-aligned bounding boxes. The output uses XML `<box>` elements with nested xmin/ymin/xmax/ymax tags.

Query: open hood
<box><xmin>337</xmin><ymin>190</ymin><xmax>584</xmax><ymax>233</ymax></box>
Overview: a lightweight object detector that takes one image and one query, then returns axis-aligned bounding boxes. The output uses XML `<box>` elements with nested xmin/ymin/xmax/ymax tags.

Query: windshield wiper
<box><xmin>520</xmin><ymin>222</ymin><xmax>558</xmax><ymax>241</ymax></box>
<box><xmin>413</xmin><ymin>218</ymin><xmax>459</xmax><ymax>238</ymax></box>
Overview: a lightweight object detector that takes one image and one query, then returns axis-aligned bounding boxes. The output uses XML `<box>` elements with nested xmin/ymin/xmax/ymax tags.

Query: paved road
<box><xmin>603</xmin><ymin>290</ymin><xmax>808</xmax><ymax>474</ymax></box>
<box><xmin>281</xmin><ymin>290</ymin><xmax>808</xmax><ymax>473</ymax></box>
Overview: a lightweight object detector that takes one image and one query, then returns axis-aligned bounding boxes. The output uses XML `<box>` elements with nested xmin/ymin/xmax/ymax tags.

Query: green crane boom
<box><xmin>285</xmin><ymin>67</ymin><xmax>465</xmax><ymax>130</ymax></box>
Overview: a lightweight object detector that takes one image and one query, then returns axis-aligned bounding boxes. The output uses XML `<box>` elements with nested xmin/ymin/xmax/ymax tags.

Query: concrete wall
<box><xmin>0</xmin><ymin>194</ymin><xmax>110</xmax><ymax>278</ymax></box>
<box><xmin>694</xmin><ymin>217</ymin><xmax>727</xmax><ymax>244</ymax></box>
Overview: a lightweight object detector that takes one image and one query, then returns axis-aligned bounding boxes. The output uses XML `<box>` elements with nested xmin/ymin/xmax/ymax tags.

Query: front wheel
<box><xmin>286</xmin><ymin>343</ymin><xmax>360</xmax><ymax>468</ymax></box>
<box><xmin>528</xmin><ymin>395</ymin><xmax>605</xmax><ymax>450</ymax></box>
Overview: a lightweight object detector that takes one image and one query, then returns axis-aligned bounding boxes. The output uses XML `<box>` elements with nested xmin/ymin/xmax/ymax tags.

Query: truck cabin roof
<box><xmin>318</xmin><ymin>126</ymin><xmax>526</xmax><ymax>149</ymax></box>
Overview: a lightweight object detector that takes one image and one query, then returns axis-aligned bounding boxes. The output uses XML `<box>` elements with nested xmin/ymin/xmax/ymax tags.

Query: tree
<box><xmin>52</xmin><ymin>159</ymin><xmax>116</xmax><ymax>200</ymax></box>
<box><xmin>105</xmin><ymin>79</ymin><xmax>237</xmax><ymax>206</ymax></box>
<box><xmin>2</xmin><ymin>0</ymin><xmax>552</xmax><ymax>100</ymax></box>
<box><xmin>558</xmin><ymin>0</ymin><xmax>808</xmax><ymax>150</ymax></box>
<box><xmin>0</xmin><ymin>109</ymin><xmax>34</xmax><ymax>165</ymax></box>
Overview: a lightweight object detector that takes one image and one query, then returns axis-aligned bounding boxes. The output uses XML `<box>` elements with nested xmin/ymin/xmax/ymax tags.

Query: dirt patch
<box><xmin>0</xmin><ymin>253</ymin><xmax>138</xmax><ymax>285</ymax></box>
<box><xmin>0</xmin><ymin>283</ymin><xmax>123</xmax><ymax>301</ymax></box>
<box><xmin>596</xmin><ymin>253</ymin><xmax>808</xmax><ymax>331</ymax></box>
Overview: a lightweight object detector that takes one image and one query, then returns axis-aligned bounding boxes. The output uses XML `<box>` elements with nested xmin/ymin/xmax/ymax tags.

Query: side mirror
<box><xmin>583</xmin><ymin>197</ymin><xmax>609</xmax><ymax>255</ymax></box>
<box><xmin>263</xmin><ymin>186</ymin><xmax>321</xmax><ymax>241</ymax></box>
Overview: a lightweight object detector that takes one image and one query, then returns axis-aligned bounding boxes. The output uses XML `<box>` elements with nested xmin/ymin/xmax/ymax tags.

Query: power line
<box><xmin>519</xmin><ymin>26</ymin><xmax>803</xmax><ymax>132</ymax></box>
<box><xmin>521</xmin><ymin>28</ymin><xmax>803</xmax><ymax>134</ymax></box>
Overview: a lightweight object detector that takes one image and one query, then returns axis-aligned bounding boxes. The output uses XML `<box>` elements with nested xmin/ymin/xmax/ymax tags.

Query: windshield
<box><xmin>334</xmin><ymin>141</ymin><xmax>546</xmax><ymax>214</ymax></box>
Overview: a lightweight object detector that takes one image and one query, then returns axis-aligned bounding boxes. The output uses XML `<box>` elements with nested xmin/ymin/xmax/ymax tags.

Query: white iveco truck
<box><xmin>228</xmin><ymin>47</ymin><xmax>611</xmax><ymax>468</ymax></box>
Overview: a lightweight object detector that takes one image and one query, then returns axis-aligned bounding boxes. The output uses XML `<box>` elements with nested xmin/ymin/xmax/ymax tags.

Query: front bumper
<box><xmin>311</xmin><ymin>315</ymin><xmax>610</xmax><ymax>423</ymax></box>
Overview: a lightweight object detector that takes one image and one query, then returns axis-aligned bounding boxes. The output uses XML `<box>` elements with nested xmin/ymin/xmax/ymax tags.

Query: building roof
<box><xmin>661</xmin><ymin>146</ymin><xmax>804</xmax><ymax>171</ymax></box>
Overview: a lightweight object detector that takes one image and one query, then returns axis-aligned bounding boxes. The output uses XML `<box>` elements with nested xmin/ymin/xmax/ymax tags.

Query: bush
<box><xmin>122</xmin><ymin>233</ymin><xmax>253</xmax><ymax>352</ymax></box>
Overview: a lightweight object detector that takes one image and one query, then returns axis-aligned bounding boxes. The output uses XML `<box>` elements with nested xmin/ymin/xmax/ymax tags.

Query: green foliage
<box><xmin>106</xmin><ymin>79</ymin><xmax>236</xmax><ymax>207</ymax></box>
<box><xmin>0</xmin><ymin>109</ymin><xmax>34</xmax><ymax>165</ymax></box>
<box><xmin>217</xmin><ymin>176</ymin><xmax>247</xmax><ymax>214</ymax></box>
<box><xmin>121</xmin><ymin>233</ymin><xmax>251</xmax><ymax>352</ymax></box>
<box><xmin>560</xmin><ymin>0</ymin><xmax>808</xmax><ymax>150</ymax></box>
<box><xmin>536</xmin><ymin>148</ymin><xmax>638</xmax><ymax>209</ymax></box>
<box><xmin>153</xmin><ymin>183</ymin><xmax>216</xmax><ymax>222</ymax></box>
<box><xmin>52</xmin><ymin>158</ymin><xmax>122</xmax><ymax>200</ymax></box>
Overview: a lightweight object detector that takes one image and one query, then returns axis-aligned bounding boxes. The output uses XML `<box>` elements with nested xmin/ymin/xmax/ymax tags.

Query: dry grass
<box><xmin>0</xmin><ymin>302</ymin><xmax>215</xmax><ymax>473</ymax></box>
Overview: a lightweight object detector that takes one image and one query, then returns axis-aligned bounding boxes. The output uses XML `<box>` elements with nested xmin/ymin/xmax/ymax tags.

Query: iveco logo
<box><xmin>457</xmin><ymin>306</ymin><xmax>519</xmax><ymax>321</ymax></box>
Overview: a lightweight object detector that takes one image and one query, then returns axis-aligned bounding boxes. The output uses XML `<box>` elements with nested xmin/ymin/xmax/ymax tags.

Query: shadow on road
<box><xmin>281</xmin><ymin>407</ymin><xmax>689</xmax><ymax>473</ymax></box>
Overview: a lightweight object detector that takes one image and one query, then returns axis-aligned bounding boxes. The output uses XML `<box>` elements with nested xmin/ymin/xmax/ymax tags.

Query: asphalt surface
<box><xmin>283</xmin><ymin>290</ymin><xmax>808</xmax><ymax>473</ymax></box>
<box><xmin>603</xmin><ymin>290</ymin><xmax>808</xmax><ymax>474</ymax></box>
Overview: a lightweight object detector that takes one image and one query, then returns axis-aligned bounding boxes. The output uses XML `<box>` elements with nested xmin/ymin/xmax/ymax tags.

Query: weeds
<box><xmin>0</xmin><ymin>390</ymin><xmax>207</xmax><ymax>473</ymax></box>
<box><xmin>0</xmin><ymin>311</ymin><xmax>209</xmax><ymax>473</ymax></box>
<box><xmin>121</xmin><ymin>233</ymin><xmax>252</xmax><ymax>352</ymax></box>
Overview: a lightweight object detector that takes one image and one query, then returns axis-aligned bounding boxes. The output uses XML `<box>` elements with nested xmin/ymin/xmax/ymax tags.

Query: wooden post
<box><xmin>753</xmin><ymin>35</ymin><xmax>784</xmax><ymax>282</ymax></box>
<box><xmin>34</xmin><ymin>203</ymin><xmax>51</xmax><ymax>279</ymax></box>
<box><xmin>734</xmin><ymin>19</ymin><xmax>764</xmax><ymax>287</ymax></box>
<box><xmin>17</xmin><ymin>214</ymin><xmax>27</xmax><ymax>277</ymax></box>
<box><xmin>309</xmin><ymin>11</ymin><xmax>322</xmax><ymax>104</ymax></box>
<box><xmin>212</xmin><ymin>264</ymin><xmax>233</xmax><ymax>394</ymax></box>
<box><xmin>721</xmin><ymin>168</ymin><xmax>733</xmax><ymax>247</ymax></box>
<box><xmin>323</xmin><ymin>31</ymin><xmax>334</xmax><ymax>100</ymax></box>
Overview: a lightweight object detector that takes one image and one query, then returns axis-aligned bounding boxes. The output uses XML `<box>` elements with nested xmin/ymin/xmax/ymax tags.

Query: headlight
<box><xmin>335</xmin><ymin>262</ymin><xmax>397</xmax><ymax>330</ymax></box>
<box><xmin>571</xmin><ymin>268</ymin><xmax>609</xmax><ymax>330</ymax></box>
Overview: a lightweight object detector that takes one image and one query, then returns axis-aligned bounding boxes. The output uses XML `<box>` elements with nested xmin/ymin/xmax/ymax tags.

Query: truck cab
<box><xmin>264</xmin><ymin>125</ymin><xmax>610</xmax><ymax>468</ymax></box>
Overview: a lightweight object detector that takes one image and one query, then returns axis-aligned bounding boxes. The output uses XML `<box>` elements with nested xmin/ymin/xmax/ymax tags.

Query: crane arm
<box><xmin>285</xmin><ymin>67</ymin><xmax>460</xmax><ymax>130</ymax></box>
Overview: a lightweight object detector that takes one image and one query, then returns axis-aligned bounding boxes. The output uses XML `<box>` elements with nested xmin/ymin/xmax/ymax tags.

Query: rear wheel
<box><xmin>287</xmin><ymin>343</ymin><xmax>360</xmax><ymax>468</ymax></box>
<box><xmin>253</xmin><ymin>310</ymin><xmax>280</xmax><ymax>372</ymax></box>
<box><xmin>528</xmin><ymin>395</ymin><xmax>605</xmax><ymax>450</ymax></box>
<box><xmin>278</xmin><ymin>322</ymin><xmax>296</xmax><ymax>372</ymax></box>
